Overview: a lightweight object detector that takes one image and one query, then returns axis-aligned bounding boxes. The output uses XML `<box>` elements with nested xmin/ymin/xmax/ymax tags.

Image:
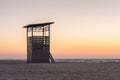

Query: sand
<box><xmin>0</xmin><ymin>61</ymin><xmax>120</xmax><ymax>80</ymax></box>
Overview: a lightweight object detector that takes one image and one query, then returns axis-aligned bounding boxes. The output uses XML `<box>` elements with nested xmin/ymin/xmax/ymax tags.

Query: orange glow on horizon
<box><xmin>1</xmin><ymin>0</ymin><xmax>120</xmax><ymax>59</ymax></box>
<box><xmin>51</xmin><ymin>37</ymin><xmax>120</xmax><ymax>58</ymax></box>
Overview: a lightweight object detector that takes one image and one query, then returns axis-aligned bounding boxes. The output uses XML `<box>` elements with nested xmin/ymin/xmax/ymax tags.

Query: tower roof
<box><xmin>23</xmin><ymin>22</ymin><xmax>54</xmax><ymax>28</ymax></box>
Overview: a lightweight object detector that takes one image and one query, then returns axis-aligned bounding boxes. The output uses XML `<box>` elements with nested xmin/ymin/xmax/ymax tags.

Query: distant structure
<box><xmin>23</xmin><ymin>22</ymin><xmax>55</xmax><ymax>63</ymax></box>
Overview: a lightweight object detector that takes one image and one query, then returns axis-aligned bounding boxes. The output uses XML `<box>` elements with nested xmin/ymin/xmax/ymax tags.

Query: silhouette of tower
<box><xmin>23</xmin><ymin>22</ymin><xmax>55</xmax><ymax>63</ymax></box>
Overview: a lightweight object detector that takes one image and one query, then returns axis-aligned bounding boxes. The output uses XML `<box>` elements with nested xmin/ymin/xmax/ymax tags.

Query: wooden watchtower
<box><xmin>23</xmin><ymin>22</ymin><xmax>55</xmax><ymax>63</ymax></box>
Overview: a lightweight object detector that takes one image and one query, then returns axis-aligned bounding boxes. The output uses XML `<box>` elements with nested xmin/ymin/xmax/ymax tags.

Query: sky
<box><xmin>0</xmin><ymin>0</ymin><xmax>120</xmax><ymax>59</ymax></box>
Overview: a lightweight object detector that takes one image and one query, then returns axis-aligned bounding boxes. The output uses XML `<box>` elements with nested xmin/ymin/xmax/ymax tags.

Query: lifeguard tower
<box><xmin>23</xmin><ymin>22</ymin><xmax>55</xmax><ymax>63</ymax></box>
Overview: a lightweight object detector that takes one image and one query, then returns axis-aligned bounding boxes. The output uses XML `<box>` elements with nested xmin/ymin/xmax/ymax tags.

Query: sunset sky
<box><xmin>0</xmin><ymin>0</ymin><xmax>120</xmax><ymax>59</ymax></box>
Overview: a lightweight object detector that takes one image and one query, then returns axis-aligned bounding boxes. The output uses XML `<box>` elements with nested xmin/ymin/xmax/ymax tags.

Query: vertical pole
<box><xmin>27</xmin><ymin>28</ymin><xmax>28</xmax><ymax>62</ymax></box>
<box><xmin>43</xmin><ymin>26</ymin><xmax>45</xmax><ymax>50</ymax></box>
<box><xmin>31</xmin><ymin>27</ymin><xmax>33</xmax><ymax>45</ymax></box>
<box><xmin>43</xmin><ymin>26</ymin><xmax>44</xmax><ymax>44</ymax></box>
<box><xmin>49</xmin><ymin>25</ymin><xmax>50</xmax><ymax>51</ymax></box>
<box><xmin>31</xmin><ymin>27</ymin><xmax>33</xmax><ymax>61</ymax></box>
<box><xmin>44</xmin><ymin>26</ymin><xmax>46</xmax><ymax>45</ymax></box>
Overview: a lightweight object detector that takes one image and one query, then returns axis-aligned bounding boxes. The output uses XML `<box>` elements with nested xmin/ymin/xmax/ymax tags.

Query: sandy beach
<box><xmin>0</xmin><ymin>61</ymin><xmax>120</xmax><ymax>80</ymax></box>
